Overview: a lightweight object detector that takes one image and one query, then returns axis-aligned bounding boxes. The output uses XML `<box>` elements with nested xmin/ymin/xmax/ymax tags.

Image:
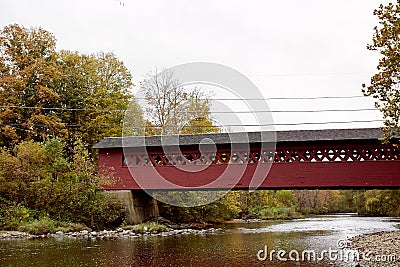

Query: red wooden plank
<box><xmin>137</xmin><ymin>162</ymin><xmax>399</xmax><ymax>189</ymax></box>
<box><xmin>99</xmin><ymin>150</ymin><xmax>400</xmax><ymax>190</ymax></box>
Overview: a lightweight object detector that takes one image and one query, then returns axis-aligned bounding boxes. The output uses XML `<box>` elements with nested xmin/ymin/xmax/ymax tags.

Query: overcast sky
<box><xmin>0</xmin><ymin>0</ymin><xmax>389</xmax><ymax>131</ymax></box>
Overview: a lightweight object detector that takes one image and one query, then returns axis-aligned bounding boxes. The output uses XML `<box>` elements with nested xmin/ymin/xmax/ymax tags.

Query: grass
<box><xmin>17</xmin><ymin>218</ymin><xmax>86</xmax><ymax>235</ymax></box>
<box><xmin>122</xmin><ymin>222</ymin><xmax>168</xmax><ymax>233</ymax></box>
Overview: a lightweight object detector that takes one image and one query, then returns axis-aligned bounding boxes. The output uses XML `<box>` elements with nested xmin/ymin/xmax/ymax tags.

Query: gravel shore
<box><xmin>350</xmin><ymin>231</ymin><xmax>400</xmax><ymax>267</ymax></box>
<box><xmin>0</xmin><ymin>227</ymin><xmax>225</xmax><ymax>241</ymax></box>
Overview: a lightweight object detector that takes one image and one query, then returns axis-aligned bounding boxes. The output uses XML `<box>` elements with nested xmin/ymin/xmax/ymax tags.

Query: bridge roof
<box><xmin>93</xmin><ymin>128</ymin><xmax>389</xmax><ymax>149</ymax></box>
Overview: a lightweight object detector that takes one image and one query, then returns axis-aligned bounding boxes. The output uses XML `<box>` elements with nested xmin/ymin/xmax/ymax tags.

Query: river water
<box><xmin>1</xmin><ymin>215</ymin><xmax>399</xmax><ymax>267</ymax></box>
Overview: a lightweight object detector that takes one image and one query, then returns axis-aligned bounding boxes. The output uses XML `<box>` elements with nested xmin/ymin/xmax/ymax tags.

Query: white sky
<box><xmin>0</xmin><ymin>0</ymin><xmax>388</xmax><ymax>131</ymax></box>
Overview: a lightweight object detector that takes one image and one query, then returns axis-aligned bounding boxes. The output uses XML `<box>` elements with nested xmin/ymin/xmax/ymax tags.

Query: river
<box><xmin>1</xmin><ymin>215</ymin><xmax>399</xmax><ymax>267</ymax></box>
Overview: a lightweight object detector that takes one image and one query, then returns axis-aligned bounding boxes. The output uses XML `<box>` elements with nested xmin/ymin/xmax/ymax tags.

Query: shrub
<box><xmin>0</xmin><ymin>203</ymin><xmax>32</xmax><ymax>230</ymax></box>
<box><xmin>0</xmin><ymin>138</ymin><xmax>125</xmax><ymax>230</ymax></box>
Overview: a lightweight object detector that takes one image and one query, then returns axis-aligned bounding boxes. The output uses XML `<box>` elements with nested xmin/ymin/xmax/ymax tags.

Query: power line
<box><xmin>0</xmin><ymin>95</ymin><xmax>373</xmax><ymax>114</ymax></box>
<box><xmin>0</xmin><ymin>105</ymin><xmax>125</xmax><ymax>112</ymax></box>
<box><xmin>135</xmin><ymin>95</ymin><xmax>367</xmax><ymax>101</ymax></box>
<box><xmin>263</xmin><ymin>95</ymin><xmax>367</xmax><ymax>100</ymax></box>
<box><xmin>6</xmin><ymin>95</ymin><xmax>368</xmax><ymax>101</ymax></box>
<box><xmin>269</xmin><ymin>120</ymin><xmax>384</xmax><ymax>126</ymax></box>
<box><xmin>245</xmin><ymin>71</ymin><xmax>374</xmax><ymax>77</ymax></box>
<box><xmin>212</xmin><ymin>108</ymin><xmax>377</xmax><ymax>114</ymax></box>
<box><xmin>139</xmin><ymin>120</ymin><xmax>384</xmax><ymax>127</ymax></box>
<box><xmin>0</xmin><ymin>106</ymin><xmax>377</xmax><ymax>113</ymax></box>
<box><xmin>0</xmin><ymin>119</ymin><xmax>384</xmax><ymax>129</ymax></box>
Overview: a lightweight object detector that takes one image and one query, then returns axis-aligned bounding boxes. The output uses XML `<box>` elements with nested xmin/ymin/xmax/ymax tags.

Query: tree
<box><xmin>54</xmin><ymin>50</ymin><xmax>141</xmax><ymax>149</ymax></box>
<box><xmin>362</xmin><ymin>1</ymin><xmax>400</xmax><ymax>141</ymax></box>
<box><xmin>0</xmin><ymin>24</ymin><xmax>65</xmax><ymax>146</ymax></box>
<box><xmin>0</xmin><ymin>24</ymin><xmax>142</xmax><ymax>148</ymax></box>
<box><xmin>180</xmin><ymin>88</ymin><xmax>219</xmax><ymax>134</ymax></box>
<box><xmin>140</xmin><ymin>69</ymin><xmax>185</xmax><ymax>134</ymax></box>
<box><xmin>141</xmin><ymin>69</ymin><xmax>223</xmax><ymax>216</ymax></box>
<box><xmin>180</xmin><ymin>117</ymin><xmax>219</xmax><ymax>134</ymax></box>
<box><xmin>144</xmin><ymin>120</ymin><xmax>161</xmax><ymax>136</ymax></box>
<box><xmin>140</xmin><ymin>68</ymin><xmax>218</xmax><ymax>135</ymax></box>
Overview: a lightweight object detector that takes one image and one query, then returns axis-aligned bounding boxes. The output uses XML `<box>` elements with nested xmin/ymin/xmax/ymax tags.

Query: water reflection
<box><xmin>0</xmin><ymin>216</ymin><xmax>398</xmax><ymax>267</ymax></box>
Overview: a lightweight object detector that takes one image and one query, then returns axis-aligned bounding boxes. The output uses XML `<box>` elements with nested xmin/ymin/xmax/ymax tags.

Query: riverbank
<box><xmin>0</xmin><ymin>218</ymin><xmax>306</xmax><ymax>240</ymax></box>
<box><xmin>0</xmin><ymin>226</ymin><xmax>225</xmax><ymax>241</ymax></box>
<box><xmin>350</xmin><ymin>231</ymin><xmax>400</xmax><ymax>267</ymax></box>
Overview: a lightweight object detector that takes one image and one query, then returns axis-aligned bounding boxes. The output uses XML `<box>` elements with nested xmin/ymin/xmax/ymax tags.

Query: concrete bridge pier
<box><xmin>107</xmin><ymin>190</ymin><xmax>159</xmax><ymax>224</ymax></box>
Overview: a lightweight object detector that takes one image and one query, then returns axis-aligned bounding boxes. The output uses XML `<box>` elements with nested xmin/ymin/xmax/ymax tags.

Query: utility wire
<box><xmin>0</xmin><ymin>119</ymin><xmax>384</xmax><ymax>129</ymax></box>
<box><xmin>8</xmin><ymin>95</ymin><xmax>367</xmax><ymax>101</ymax></box>
<box><xmin>0</xmin><ymin>95</ymin><xmax>373</xmax><ymax>113</ymax></box>
<box><xmin>135</xmin><ymin>95</ymin><xmax>367</xmax><ymax>101</ymax></box>
<box><xmin>0</xmin><ymin>106</ymin><xmax>377</xmax><ymax>113</ymax></box>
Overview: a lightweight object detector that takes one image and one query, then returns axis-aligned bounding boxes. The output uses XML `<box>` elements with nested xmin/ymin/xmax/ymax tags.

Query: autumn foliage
<box><xmin>0</xmin><ymin>24</ymin><xmax>138</xmax><ymax>148</ymax></box>
<box><xmin>363</xmin><ymin>0</ymin><xmax>400</xmax><ymax>141</ymax></box>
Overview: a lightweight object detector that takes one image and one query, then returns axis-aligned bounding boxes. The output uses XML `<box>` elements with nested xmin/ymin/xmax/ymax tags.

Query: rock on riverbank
<box><xmin>0</xmin><ymin>227</ymin><xmax>225</xmax><ymax>241</ymax></box>
<box><xmin>350</xmin><ymin>231</ymin><xmax>400</xmax><ymax>267</ymax></box>
<box><xmin>0</xmin><ymin>231</ymin><xmax>35</xmax><ymax>240</ymax></box>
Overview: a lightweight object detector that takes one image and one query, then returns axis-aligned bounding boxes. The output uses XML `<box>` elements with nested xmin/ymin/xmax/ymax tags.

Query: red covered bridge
<box><xmin>94</xmin><ymin>128</ymin><xmax>400</xmax><ymax>190</ymax></box>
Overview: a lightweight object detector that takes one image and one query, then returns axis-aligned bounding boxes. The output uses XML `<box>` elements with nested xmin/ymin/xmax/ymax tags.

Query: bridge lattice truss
<box><xmin>123</xmin><ymin>144</ymin><xmax>399</xmax><ymax>167</ymax></box>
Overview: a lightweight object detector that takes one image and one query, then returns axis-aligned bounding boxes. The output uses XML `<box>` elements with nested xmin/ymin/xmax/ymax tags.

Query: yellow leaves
<box><xmin>220</xmin><ymin>191</ymin><xmax>242</xmax><ymax>215</ymax></box>
<box><xmin>364</xmin><ymin>1</ymin><xmax>400</xmax><ymax>142</ymax></box>
<box><xmin>180</xmin><ymin>117</ymin><xmax>219</xmax><ymax>134</ymax></box>
<box><xmin>37</xmin><ymin>85</ymin><xmax>59</xmax><ymax>100</ymax></box>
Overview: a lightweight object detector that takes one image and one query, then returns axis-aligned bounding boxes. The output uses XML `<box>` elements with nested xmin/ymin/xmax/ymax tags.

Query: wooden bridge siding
<box><xmin>98</xmin><ymin>148</ymin><xmax>138</xmax><ymax>189</ymax></box>
<box><xmin>98</xmin><ymin>141</ymin><xmax>400</xmax><ymax>190</ymax></box>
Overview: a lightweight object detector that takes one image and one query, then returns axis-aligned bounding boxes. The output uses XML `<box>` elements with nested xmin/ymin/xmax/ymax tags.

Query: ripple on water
<box><xmin>237</xmin><ymin>216</ymin><xmax>400</xmax><ymax>236</ymax></box>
